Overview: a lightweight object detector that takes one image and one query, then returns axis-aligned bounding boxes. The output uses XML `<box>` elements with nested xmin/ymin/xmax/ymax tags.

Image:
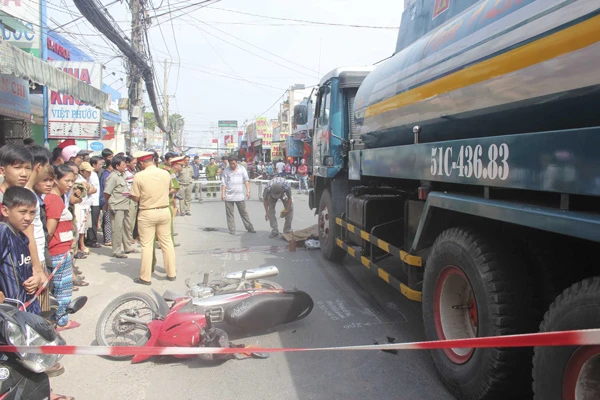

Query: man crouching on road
<box><xmin>263</xmin><ymin>177</ymin><xmax>293</xmax><ymax>238</ymax></box>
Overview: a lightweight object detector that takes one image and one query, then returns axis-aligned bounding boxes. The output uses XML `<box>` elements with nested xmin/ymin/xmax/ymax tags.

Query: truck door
<box><xmin>312</xmin><ymin>84</ymin><xmax>331</xmax><ymax>175</ymax></box>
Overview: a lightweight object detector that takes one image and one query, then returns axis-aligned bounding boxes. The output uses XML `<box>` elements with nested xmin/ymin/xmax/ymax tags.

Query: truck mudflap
<box><xmin>334</xmin><ymin>217</ymin><xmax>422</xmax><ymax>302</ymax></box>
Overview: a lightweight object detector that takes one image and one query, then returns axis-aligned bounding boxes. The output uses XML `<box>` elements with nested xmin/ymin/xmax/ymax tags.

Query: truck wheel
<box><xmin>533</xmin><ymin>277</ymin><xmax>600</xmax><ymax>400</ymax></box>
<box><xmin>423</xmin><ymin>227</ymin><xmax>537</xmax><ymax>400</ymax></box>
<box><xmin>318</xmin><ymin>189</ymin><xmax>345</xmax><ymax>262</ymax></box>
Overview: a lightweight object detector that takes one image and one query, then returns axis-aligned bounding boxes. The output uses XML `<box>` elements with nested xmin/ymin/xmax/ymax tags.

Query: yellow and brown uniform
<box><xmin>177</xmin><ymin>163</ymin><xmax>194</xmax><ymax>214</ymax></box>
<box><xmin>130</xmin><ymin>161</ymin><xmax>176</xmax><ymax>282</ymax></box>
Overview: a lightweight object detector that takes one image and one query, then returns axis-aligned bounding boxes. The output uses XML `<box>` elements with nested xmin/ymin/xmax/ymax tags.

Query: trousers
<box><xmin>126</xmin><ymin>199</ymin><xmax>137</xmax><ymax>243</ymax></box>
<box><xmin>267</xmin><ymin>197</ymin><xmax>293</xmax><ymax>234</ymax></box>
<box><xmin>110</xmin><ymin>209</ymin><xmax>133</xmax><ymax>256</ymax></box>
<box><xmin>180</xmin><ymin>183</ymin><xmax>193</xmax><ymax>213</ymax></box>
<box><xmin>102</xmin><ymin>209</ymin><xmax>112</xmax><ymax>244</ymax></box>
<box><xmin>207</xmin><ymin>177</ymin><xmax>218</xmax><ymax>196</ymax></box>
<box><xmin>192</xmin><ymin>182</ymin><xmax>202</xmax><ymax>199</ymax></box>
<box><xmin>225</xmin><ymin>201</ymin><xmax>254</xmax><ymax>233</ymax></box>
<box><xmin>86</xmin><ymin>205</ymin><xmax>100</xmax><ymax>243</ymax></box>
<box><xmin>139</xmin><ymin>208</ymin><xmax>176</xmax><ymax>282</ymax></box>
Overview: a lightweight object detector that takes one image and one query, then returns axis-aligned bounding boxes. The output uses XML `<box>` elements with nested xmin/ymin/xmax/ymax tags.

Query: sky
<box><xmin>47</xmin><ymin>0</ymin><xmax>405</xmax><ymax>146</ymax></box>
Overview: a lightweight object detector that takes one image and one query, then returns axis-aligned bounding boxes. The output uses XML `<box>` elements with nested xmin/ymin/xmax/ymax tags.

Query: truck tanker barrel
<box><xmin>355</xmin><ymin>0</ymin><xmax>600</xmax><ymax>149</ymax></box>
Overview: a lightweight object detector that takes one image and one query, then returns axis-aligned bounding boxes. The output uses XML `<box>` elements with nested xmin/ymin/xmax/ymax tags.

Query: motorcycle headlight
<box><xmin>6</xmin><ymin>322</ymin><xmax>64</xmax><ymax>373</ymax></box>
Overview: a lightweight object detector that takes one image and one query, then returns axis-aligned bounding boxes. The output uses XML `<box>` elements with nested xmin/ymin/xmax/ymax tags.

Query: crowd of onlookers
<box><xmin>223</xmin><ymin>156</ymin><xmax>311</xmax><ymax>194</ymax></box>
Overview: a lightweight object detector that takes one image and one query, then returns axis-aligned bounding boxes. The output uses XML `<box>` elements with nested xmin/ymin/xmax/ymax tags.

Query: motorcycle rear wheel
<box><xmin>95</xmin><ymin>292</ymin><xmax>158</xmax><ymax>360</ymax></box>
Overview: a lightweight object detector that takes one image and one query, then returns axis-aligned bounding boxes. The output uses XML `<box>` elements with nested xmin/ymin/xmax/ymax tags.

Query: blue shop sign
<box><xmin>0</xmin><ymin>74</ymin><xmax>31</xmax><ymax>120</ymax></box>
<box><xmin>89</xmin><ymin>141</ymin><xmax>104</xmax><ymax>151</ymax></box>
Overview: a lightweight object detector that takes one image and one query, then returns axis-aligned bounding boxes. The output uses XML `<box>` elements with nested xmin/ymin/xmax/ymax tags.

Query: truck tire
<box><xmin>422</xmin><ymin>227</ymin><xmax>538</xmax><ymax>400</ymax></box>
<box><xmin>318</xmin><ymin>189</ymin><xmax>345</xmax><ymax>262</ymax></box>
<box><xmin>532</xmin><ymin>277</ymin><xmax>600</xmax><ymax>400</ymax></box>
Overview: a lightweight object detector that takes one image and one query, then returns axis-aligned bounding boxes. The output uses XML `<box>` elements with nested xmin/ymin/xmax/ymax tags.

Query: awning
<box><xmin>0</xmin><ymin>11</ymin><xmax>30</xmax><ymax>34</ymax></box>
<box><xmin>0</xmin><ymin>40</ymin><xmax>109</xmax><ymax>110</ymax></box>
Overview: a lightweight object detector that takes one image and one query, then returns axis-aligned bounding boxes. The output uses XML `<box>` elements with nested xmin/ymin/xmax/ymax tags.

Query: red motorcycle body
<box><xmin>132</xmin><ymin>299</ymin><xmax>207</xmax><ymax>363</ymax></box>
<box><xmin>131</xmin><ymin>289</ymin><xmax>313</xmax><ymax>364</ymax></box>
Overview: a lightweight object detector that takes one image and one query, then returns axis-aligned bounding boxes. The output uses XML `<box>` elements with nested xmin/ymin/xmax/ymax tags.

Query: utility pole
<box><xmin>163</xmin><ymin>59</ymin><xmax>172</xmax><ymax>152</ymax></box>
<box><xmin>127</xmin><ymin>0</ymin><xmax>144</xmax><ymax>153</ymax></box>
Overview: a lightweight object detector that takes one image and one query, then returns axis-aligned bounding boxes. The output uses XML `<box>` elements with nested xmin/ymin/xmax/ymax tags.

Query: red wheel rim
<box><xmin>433</xmin><ymin>266</ymin><xmax>477</xmax><ymax>364</ymax></box>
<box><xmin>563</xmin><ymin>346</ymin><xmax>600</xmax><ymax>400</ymax></box>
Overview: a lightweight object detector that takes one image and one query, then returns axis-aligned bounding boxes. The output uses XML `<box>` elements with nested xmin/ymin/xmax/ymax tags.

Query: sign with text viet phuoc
<box><xmin>0</xmin><ymin>0</ymin><xmax>41</xmax><ymax>57</ymax></box>
<box><xmin>47</xmin><ymin>61</ymin><xmax>102</xmax><ymax>139</ymax></box>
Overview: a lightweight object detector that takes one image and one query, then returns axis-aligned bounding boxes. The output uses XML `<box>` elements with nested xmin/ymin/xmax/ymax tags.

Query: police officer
<box><xmin>177</xmin><ymin>155</ymin><xmax>194</xmax><ymax>216</ymax></box>
<box><xmin>129</xmin><ymin>151</ymin><xmax>176</xmax><ymax>284</ymax></box>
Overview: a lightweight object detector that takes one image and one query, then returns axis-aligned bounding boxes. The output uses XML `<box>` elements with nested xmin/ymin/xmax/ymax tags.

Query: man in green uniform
<box><xmin>205</xmin><ymin>157</ymin><xmax>219</xmax><ymax>198</ymax></box>
<box><xmin>177</xmin><ymin>155</ymin><xmax>194</xmax><ymax>216</ymax></box>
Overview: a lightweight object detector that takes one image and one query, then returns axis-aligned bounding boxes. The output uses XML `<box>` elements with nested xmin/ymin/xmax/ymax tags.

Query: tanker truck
<box><xmin>303</xmin><ymin>1</ymin><xmax>600</xmax><ymax>399</ymax></box>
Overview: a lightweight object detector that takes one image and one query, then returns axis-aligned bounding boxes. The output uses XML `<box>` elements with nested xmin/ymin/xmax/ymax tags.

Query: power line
<box><xmin>180</xmin><ymin>16</ymin><xmax>318</xmax><ymax>79</ymax></box>
<box><xmin>166</xmin><ymin>0</ymin><xmax>182</xmax><ymax>93</ymax></box>
<box><xmin>152</xmin><ymin>0</ymin><xmax>219</xmax><ymax>19</ymax></box>
<box><xmin>257</xmin><ymin>90</ymin><xmax>287</xmax><ymax>118</ymax></box>
<box><xmin>192</xmin><ymin>18</ymin><xmax>319</xmax><ymax>75</ymax></box>
<box><xmin>207</xmin><ymin>6</ymin><xmax>400</xmax><ymax>29</ymax></box>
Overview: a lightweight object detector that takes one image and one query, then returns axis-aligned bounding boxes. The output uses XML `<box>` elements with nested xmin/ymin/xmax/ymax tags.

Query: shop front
<box><xmin>0</xmin><ymin>73</ymin><xmax>32</xmax><ymax>145</ymax></box>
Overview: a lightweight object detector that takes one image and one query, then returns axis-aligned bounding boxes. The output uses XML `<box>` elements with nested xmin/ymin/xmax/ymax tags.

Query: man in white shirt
<box><xmin>86</xmin><ymin>156</ymin><xmax>102</xmax><ymax>248</ymax></box>
<box><xmin>276</xmin><ymin>159</ymin><xmax>285</xmax><ymax>176</ymax></box>
<box><xmin>221</xmin><ymin>156</ymin><xmax>256</xmax><ymax>235</ymax></box>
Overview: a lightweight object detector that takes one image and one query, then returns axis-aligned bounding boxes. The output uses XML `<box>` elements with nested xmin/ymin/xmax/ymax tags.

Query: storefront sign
<box><xmin>47</xmin><ymin>61</ymin><xmax>102</xmax><ymax>139</ymax></box>
<box><xmin>256</xmin><ymin>117</ymin><xmax>271</xmax><ymax>149</ymax></box>
<box><xmin>0</xmin><ymin>73</ymin><xmax>31</xmax><ymax>119</ymax></box>
<box><xmin>0</xmin><ymin>0</ymin><xmax>41</xmax><ymax>57</ymax></box>
<box><xmin>271</xmin><ymin>142</ymin><xmax>282</xmax><ymax>158</ymax></box>
<box><xmin>218</xmin><ymin>120</ymin><xmax>237</xmax><ymax>128</ymax></box>
<box><xmin>46</xmin><ymin>38</ymin><xmax>70</xmax><ymax>60</ymax></box>
<box><xmin>89</xmin><ymin>141</ymin><xmax>104</xmax><ymax>151</ymax></box>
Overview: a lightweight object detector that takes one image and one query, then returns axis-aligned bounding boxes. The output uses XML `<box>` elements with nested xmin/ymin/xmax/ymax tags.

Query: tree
<box><xmin>144</xmin><ymin>112</ymin><xmax>157</xmax><ymax>131</ymax></box>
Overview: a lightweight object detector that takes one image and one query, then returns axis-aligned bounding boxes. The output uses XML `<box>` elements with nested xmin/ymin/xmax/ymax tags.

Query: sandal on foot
<box><xmin>134</xmin><ymin>277</ymin><xmax>151</xmax><ymax>285</ymax></box>
<box><xmin>73</xmin><ymin>277</ymin><xmax>89</xmax><ymax>287</ymax></box>
<box><xmin>56</xmin><ymin>320</ymin><xmax>80</xmax><ymax>332</ymax></box>
<box><xmin>113</xmin><ymin>254</ymin><xmax>128</xmax><ymax>259</ymax></box>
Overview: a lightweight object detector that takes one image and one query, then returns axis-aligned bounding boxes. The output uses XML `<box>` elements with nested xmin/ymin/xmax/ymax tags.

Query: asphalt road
<box><xmin>52</xmin><ymin>185</ymin><xmax>454</xmax><ymax>400</ymax></box>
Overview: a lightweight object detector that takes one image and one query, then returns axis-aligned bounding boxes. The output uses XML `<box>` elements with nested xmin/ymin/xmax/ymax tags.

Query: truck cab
<box><xmin>310</xmin><ymin>66</ymin><xmax>374</xmax><ymax>180</ymax></box>
<box><xmin>307</xmin><ymin>67</ymin><xmax>374</xmax><ymax>260</ymax></box>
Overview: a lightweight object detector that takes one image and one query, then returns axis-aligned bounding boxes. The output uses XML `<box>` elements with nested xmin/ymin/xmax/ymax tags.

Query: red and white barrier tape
<box><xmin>1</xmin><ymin>328</ymin><xmax>599</xmax><ymax>357</ymax></box>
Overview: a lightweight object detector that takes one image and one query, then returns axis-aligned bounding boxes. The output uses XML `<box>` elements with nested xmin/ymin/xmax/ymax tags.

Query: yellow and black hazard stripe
<box><xmin>335</xmin><ymin>218</ymin><xmax>422</xmax><ymax>267</ymax></box>
<box><xmin>336</xmin><ymin>238</ymin><xmax>422</xmax><ymax>302</ymax></box>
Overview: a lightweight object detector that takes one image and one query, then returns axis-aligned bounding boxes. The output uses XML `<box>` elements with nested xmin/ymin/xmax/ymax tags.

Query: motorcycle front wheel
<box><xmin>95</xmin><ymin>292</ymin><xmax>158</xmax><ymax>360</ymax></box>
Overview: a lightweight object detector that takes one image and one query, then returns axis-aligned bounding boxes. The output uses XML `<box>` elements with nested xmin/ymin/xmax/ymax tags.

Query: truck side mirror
<box><xmin>294</xmin><ymin>104</ymin><xmax>308</xmax><ymax>125</ymax></box>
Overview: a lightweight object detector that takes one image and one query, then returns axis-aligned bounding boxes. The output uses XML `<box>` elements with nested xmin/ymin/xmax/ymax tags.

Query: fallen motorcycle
<box><xmin>95</xmin><ymin>266</ymin><xmax>313</xmax><ymax>363</ymax></box>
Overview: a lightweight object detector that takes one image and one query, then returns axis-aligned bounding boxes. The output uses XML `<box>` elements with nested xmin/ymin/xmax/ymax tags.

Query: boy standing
<box><xmin>0</xmin><ymin>187</ymin><xmax>41</xmax><ymax>315</ymax></box>
<box><xmin>0</xmin><ymin>144</ymin><xmax>43</xmax><ymax>292</ymax></box>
